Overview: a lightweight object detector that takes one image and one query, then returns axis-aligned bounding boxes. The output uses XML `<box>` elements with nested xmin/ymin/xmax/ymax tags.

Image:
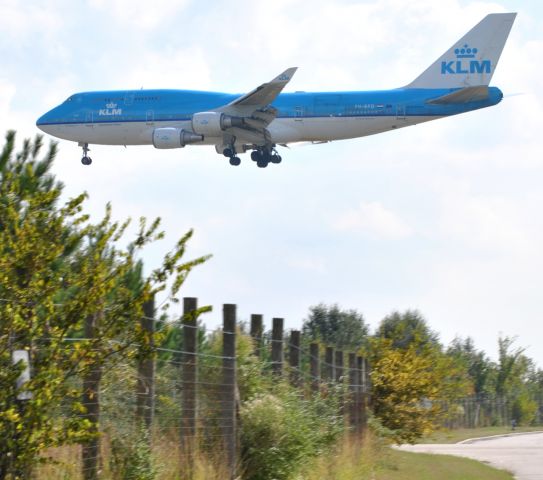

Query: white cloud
<box><xmin>436</xmin><ymin>189</ymin><xmax>537</xmax><ymax>256</ymax></box>
<box><xmin>0</xmin><ymin>0</ymin><xmax>62</xmax><ymax>43</ymax></box>
<box><xmin>286</xmin><ymin>256</ymin><xmax>326</xmax><ymax>274</ymax></box>
<box><xmin>119</xmin><ymin>48</ymin><xmax>212</xmax><ymax>90</ymax></box>
<box><xmin>333</xmin><ymin>201</ymin><xmax>413</xmax><ymax>239</ymax></box>
<box><xmin>87</xmin><ymin>0</ymin><xmax>191</xmax><ymax>30</ymax></box>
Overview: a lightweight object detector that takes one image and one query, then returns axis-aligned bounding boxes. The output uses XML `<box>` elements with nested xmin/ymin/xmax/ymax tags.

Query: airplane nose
<box><xmin>36</xmin><ymin>110</ymin><xmax>56</xmax><ymax>135</ymax></box>
<box><xmin>36</xmin><ymin>113</ymin><xmax>47</xmax><ymax>131</ymax></box>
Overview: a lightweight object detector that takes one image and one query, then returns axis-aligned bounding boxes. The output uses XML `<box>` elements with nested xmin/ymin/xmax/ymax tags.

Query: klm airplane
<box><xmin>37</xmin><ymin>13</ymin><xmax>516</xmax><ymax>168</ymax></box>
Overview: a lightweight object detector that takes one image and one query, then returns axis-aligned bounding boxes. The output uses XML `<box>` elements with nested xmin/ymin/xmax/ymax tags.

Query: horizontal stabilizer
<box><xmin>427</xmin><ymin>85</ymin><xmax>489</xmax><ymax>104</ymax></box>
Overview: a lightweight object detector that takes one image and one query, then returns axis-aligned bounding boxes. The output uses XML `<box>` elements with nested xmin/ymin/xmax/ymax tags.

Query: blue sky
<box><xmin>2</xmin><ymin>0</ymin><xmax>543</xmax><ymax>366</ymax></box>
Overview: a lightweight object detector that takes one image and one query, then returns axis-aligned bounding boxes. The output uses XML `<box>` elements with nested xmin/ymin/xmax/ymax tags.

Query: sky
<box><xmin>1</xmin><ymin>0</ymin><xmax>543</xmax><ymax>367</ymax></box>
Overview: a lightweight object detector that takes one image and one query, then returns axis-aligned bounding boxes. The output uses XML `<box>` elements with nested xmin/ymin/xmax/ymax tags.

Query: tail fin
<box><xmin>406</xmin><ymin>13</ymin><xmax>516</xmax><ymax>89</ymax></box>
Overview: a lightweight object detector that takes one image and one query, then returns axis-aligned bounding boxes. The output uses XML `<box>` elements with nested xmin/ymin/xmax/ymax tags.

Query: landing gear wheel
<box><xmin>271</xmin><ymin>154</ymin><xmax>282</xmax><ymax>164</ymax></box>
<box><xmin>223</xmin><ymin>148</ymin><xmax>234</xmax><ymax>157</ymax></box>
<box><xmin>229</xmin><ymin>156</ymin><xmax>241</xmax><ymax>166</ymax></box>
<box><xmin>80</xmin><ymin>143</ymin><xmax>92</xmax><ymax>165</ymax></box>
<box><xmin>251</xmin><ymin>151</ymin><xmax>260</xmax><ymax>162</ymax></box>
<box><xmin>256</xmin><ymin>159</ymin><xmax>268</xmax><ymax>168</ymax></box>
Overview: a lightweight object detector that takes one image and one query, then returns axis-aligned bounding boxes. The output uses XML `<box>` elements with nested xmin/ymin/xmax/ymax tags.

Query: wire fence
<box><xmin>26</xmin><ymin>300</ymin><xmax>371</xmax><ymax>480</ymax></box>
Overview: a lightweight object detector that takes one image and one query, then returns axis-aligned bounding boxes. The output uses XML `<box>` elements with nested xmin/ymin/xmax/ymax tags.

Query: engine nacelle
<box><xmin>192</xmin><ymin>112</ymin><xmax>244</xmax><ymax>136</ymax></box>
<box><xmin>152</xmin><ymin>128</ymin><xmax>203</xmax><ymax>149</ymax></box>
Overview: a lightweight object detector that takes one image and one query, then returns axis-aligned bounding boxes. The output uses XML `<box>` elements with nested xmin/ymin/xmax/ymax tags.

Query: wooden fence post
<box><xmin>335</xmin><ymin>350</ymin><xmax>344</xmax><ymax>417</ymax></box>
<box><xmin>349</xmin><ymin>353</ymin><xmax>358</xmax><ymax>429</ymax></box>
<box><xmin>222</xmin><ymin>304</ymin><xmax>237</xmax><ymax>480</ymax></box>
<box><xmin>334</xmin><ymin>350</ymin><xmax>344</xmax><ymax>383</ymax></box>
<box><xmin>82</xmin><ymin>312</ymin><xmax>102</xmax><ymax>480</ymax></box>
<box><xmin>250</xmin><ymin>314</ymin><xmax>263</xmax><ymax>357</ymax></box>
<box><xmin>325</xmin><ymin>346</ymin><xmax>335</xmax><ymax>383</ymax></box>
<box><xmin>136</xmin><ymin>296</ymin><xmax>156</xmax><ymax>432</ymax></box>
<box><xmin>357</xmin><ymin>356</ymin><xmax>366</xmax><ymax>434</ymax></box>
<box><xmin>364</xmin><ymin>358</ymin><xmax>371</xmax><ymax>408</ymax></box>
<box><xmin>271</xmin><ymin>318</ymin><xmax>284</xmax><ymax>376</ymax></box>
<box><xmin>181</xmin><ymin>297</ymin><xmax>198</xmax><ymax>477</ymax></box>
<box><xmin>289</xmin><ymin>330</ymin><xmax>301</xmax><ymax>387</ymax></box>
<box><xmin>309</xmin><ymin>343</ymin><xmax>320</xmax><ymax>394</ymax></box>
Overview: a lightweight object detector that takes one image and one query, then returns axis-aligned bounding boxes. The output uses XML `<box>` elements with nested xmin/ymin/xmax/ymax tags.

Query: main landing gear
<box><xmin>223</xmin><ymin>146</ymin><xmax>241</xmax><ymax>166</ymax></box>
<box><xmin>250</xmin><ymin>148</ymin><xmax>281</xmax><ymax>168</ymax></box>
<box><xmin>80</xmin><ymin>143</ymin><xmax>92</xmax><ymax>165</ymax></box>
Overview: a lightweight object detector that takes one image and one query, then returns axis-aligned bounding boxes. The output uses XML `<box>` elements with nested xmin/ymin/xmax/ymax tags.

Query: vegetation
<box><xmin>0</xmin><ymin>132</ymin><xmax>209</xmax><ymax>478</ymax></box>
<box><xmin>301</xmin><ymin>435</ymin><xmax>514</xmax><ymax>480</ymax></box>
<box><xmin>240</xmin><ymin>387</ymin><xmax>343</xmax><ymax>480</ymax></box>
<box><xmin>419</xmin><ymin>426</ymin><xmax>543</xmax><ymax>444</ymax></box>
<box><xmin>302</xmin><ymin>303</ymin><xmax>369</xmax><ymax>350</ymax></box>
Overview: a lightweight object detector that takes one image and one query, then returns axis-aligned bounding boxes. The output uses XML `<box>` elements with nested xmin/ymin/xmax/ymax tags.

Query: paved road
<box><xmin>398</xmin><ymin>432</ymin><xmax>543</xmax><ymax>480</ymax></box>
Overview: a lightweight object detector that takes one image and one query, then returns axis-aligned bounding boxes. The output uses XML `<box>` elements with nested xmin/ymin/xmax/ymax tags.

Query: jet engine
<box><xmin>191</xmin><ymin>112</ymin><xmax>244</xmax><ymax>136</ymax></box>
<box><xmin>152</xmin><ymin>128</ymin><xmax>203</xmax><ymax>149</ymax></box>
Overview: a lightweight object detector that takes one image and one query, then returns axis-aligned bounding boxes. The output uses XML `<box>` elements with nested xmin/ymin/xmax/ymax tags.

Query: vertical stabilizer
<box><xmin>407</xmin><ymin>13</ymin><xmax>516</xmax><ymax>89</ymax></box>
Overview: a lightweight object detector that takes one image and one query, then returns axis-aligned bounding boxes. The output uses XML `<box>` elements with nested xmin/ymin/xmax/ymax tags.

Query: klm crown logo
<box><xmin>441</xmin><ymin>44</ymin><xmax>491</xmax><ymax>75</ymax></box>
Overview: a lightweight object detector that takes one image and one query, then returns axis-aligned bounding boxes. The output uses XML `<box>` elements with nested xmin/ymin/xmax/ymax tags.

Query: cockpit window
<box><xmin>65</xmin><ymin>95</ymin><xmax>74</xmax><ymax>103</ymax></box>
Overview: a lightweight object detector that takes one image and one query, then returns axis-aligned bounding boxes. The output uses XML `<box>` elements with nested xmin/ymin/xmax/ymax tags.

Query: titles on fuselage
<box><xmin>441</xmin><ymin>60</ymin><xmax>491</xmax><ymax>75</ymax></box>
<box><xmin>98</xmin><ymin>102</ymin><xmax>122</xmax><ymax>116</ymax></box>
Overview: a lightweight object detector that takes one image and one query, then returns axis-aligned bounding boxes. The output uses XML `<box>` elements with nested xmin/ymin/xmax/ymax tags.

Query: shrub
<box><xmin>109</xmin><ymin>426</ymin><xmax>157</xmax><ymax>480</ymax></box>
<box><xmin>240</xmin><ymin>387</ymin><xmax>343</xmax><ymax>480</ymax></box>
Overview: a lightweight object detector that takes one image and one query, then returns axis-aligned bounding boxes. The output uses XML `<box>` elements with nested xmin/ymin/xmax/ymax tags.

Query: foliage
<box><xmin>369</xmin><ymin>338</ymin><xmax>469</xmax><ymax>443</ymax></box>
<box><xmin>0</xmin><ymin>132</ymin><xmax>210</xmax><ymax>477</ymax></box>
<box><xmin>376</xmin><ymin>310</ymin><xmax>440</xmax><ymax>350</ymax></box>
<box><xmin>447</xmin><ymin>337</ymin><xmax>493</xmax><ymax>397</ymax></box>
<box><xmin>303</xmin><ymin>303</ymin><xmax>369</xmax><ymax>350</ymax></box>
<box><xmin>109</xmin><ymin>426</ymin><xmax>157</xmax><ymax>480</ymax></box>
<box><xmin>239</xmin><ymin>386</ymin><xmax>343</xmax><ymax>480</ymax></box>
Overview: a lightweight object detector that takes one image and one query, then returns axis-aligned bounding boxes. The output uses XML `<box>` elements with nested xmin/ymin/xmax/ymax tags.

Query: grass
<box><xmin>36</xmin><ymin>429</ymin><xmax>525</xmax><ymax>480</ymax></box>
<box><xmin>373</xmin><ymin>449</ymin><xmax>514</xmax><ymax>480</ymax></box>
<box><xmin>300</xmin><ymin>433</ymin><xmax>514</xmax><ymax>480</ymax></box>
<box><xmin>36</xmin><ymin>432</ymin><xmax>230</xmax><ymax>480</ymax></box>
<box><xmin>418</xmin><ymin>426</ymin><xmax>543</xmax><ymax>444</ymax></box>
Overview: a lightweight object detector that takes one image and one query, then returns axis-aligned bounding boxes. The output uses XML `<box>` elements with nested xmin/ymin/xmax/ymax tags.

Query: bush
<box><xmin>109</xmin><ymin>426</ymin><xmax>157</xmax><ymax>480</ymax></box>
<box><xmin>240</xmin><ymin>387</ymin><xmax>343</xmax><ymax>480</ymax></box>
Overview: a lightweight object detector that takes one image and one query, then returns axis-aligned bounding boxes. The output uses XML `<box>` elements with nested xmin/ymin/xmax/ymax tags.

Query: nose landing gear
<box><xmin>80</xmin><ymin>143</ymin><xmax>92</xmax><ymax>166</ymax></box>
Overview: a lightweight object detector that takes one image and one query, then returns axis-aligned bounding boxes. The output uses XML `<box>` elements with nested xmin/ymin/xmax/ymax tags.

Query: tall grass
<box><xmin>36</xmin><ymin>432</ymin><xmax>231</xmax><ymax>480</ymax></box>
<box><xmin>300</xmin><ymin>432</ymin><xmax>389</xmax><ymax>480</ymax></box>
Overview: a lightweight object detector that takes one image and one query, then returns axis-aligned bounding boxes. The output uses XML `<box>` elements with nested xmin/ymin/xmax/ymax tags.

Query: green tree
<box><xmin>376</xmin><ymin>310</ymin><xmax>440</xmax><ymax>350</ymax></box>
<box><xmin>302</xmin><ymin>303</ymin><xmax>369</xmax><ymax>350</ymax></box>
<box><xmin>447</xmin><ymin>336</ymin><xmax>493</xmax><ymax>397</ymax></box>
<box><xmin>495</xmin><ymin>337</ymin><xmax>538</xmax><ymax>425</ymax></box>
<box><xmin>0</xmin><ymin>132</ymin><xmax>210</xmax><ymax>477</ymax></box>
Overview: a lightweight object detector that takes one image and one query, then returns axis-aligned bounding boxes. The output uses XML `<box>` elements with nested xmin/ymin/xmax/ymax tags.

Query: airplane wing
<box><xmin>215</xmin><ymin>67</ymin><xmax>298</xmax><ymax>146</ymax></box>
<box><xmin>227</xmin><ymin>67</ymin><xmax>298</xmax><ymax>108</ymax></box>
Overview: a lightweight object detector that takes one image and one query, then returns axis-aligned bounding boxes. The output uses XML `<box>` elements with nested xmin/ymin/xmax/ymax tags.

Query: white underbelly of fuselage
<box><xmin>40</xmin><ymin>116</ymin><xmax>440</xmax><ymax>147</ymax></box>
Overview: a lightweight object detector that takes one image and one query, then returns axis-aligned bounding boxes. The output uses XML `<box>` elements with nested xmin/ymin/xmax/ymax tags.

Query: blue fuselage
<box><xmin>37</xmin><ymin>87</ymin><xmax>503</xmax><ymax>127</ymax></box>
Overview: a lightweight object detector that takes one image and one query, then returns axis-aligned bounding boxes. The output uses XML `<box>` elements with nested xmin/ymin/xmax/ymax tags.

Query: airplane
<box><xmin>36</xmin><ymin>13</ymin><xmax>516</xmax><ymax>168</ymax></box>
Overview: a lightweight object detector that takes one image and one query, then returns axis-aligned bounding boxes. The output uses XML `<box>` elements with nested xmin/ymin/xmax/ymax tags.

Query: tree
<box><xmin>370</xmin><ymin>311</ymin><xmax>466</xmax><ymax>442</ymax></box>
<box><xmin>302</xmin><ymin>303</ymin><xmax>369</xmax><ymax>350</ymax></box>
<box><xmin>376</xmin><ymin>310</ymin><xmax>440</xmax><ymax>350</ymax></box>
<box><xmin>447</xmin><ymin>336</ymin><xmax>493</xmax><ymax>398</ymax></box>
<box><xmin>495</xmin><ymin>337</ymin><xmax>538</xmax><ymax>425</ymax></box>
<box><xmin>0</xmin><ymin>132</ymin><xmax>210</xmax><ymax>477</ymax></box>
<box><xmin>369</xmin><ymin>337</ymin><xmax>468</xmax><ymax>443</ymax></box>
